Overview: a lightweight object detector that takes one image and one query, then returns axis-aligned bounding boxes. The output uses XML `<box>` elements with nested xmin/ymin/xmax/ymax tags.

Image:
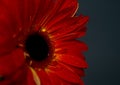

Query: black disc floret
<box><xmin>25</xmin><ymin>33</ymin><xmax>49</xmax><ymax>61</ymax></box>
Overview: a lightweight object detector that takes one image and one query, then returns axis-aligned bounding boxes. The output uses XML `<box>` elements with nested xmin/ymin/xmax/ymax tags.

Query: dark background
<box><xmin>77</xmin><ymin>0</ymin><xmax>120</xmax><ymax>85</ymax></box>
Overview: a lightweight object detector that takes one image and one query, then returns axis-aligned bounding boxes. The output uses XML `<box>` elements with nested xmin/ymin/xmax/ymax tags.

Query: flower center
<box><xmin>0</xmin><ymin>76</ymin><xmax>4</xmax><ymax>81</ymax></box>
<box><xmin>25</xmin><ymin>33</ymin><xmax>49</xmax><ymax>61</ymax></box>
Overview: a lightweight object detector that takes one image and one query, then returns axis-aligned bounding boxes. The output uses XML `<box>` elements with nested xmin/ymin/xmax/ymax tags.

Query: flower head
<box><xmin>0</xmin><ymin>0</ymin><xmax>88</xmax><ymax>85</ymax></box>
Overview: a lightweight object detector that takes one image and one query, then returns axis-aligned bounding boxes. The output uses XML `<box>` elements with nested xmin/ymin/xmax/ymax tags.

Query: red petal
<box><xmin>0</xmin><ymin>66</ymin><xmax>28</xmax><ymax>85</ymax></box>
<box><xmin>26</xmin><ymin>67</ymin><xmax>36</xmax><ymax>85</ymax></box>
<box><xmin>65</xmin><ymin>65</ymin><xmax>86</xmax><ymax>77</ymax></box>
<box><xmin>49</xmin><ymin>16</ymin><xmax>88</xmax><ymax>41</ymax></box>
<box><xmin>56</xmin><ymin>54</ymin><xmax>88</xmax><ymax>68</ymax></box>
<box><xmin>0</xmin><ymin>5</ymin><xmax>20</xmax><ymax>55</ymax></box>
<box><xmin>47</xmin><ymin>72</ymin><xmax>80</xmax><ymax>85</ymax></box>
<box><xmin>55</xmin><ymin>40</ymin><xmax>88</xmax><ymax>52</ymax></box>
<box><xmin>72</xmin><ymin>68</ymin><xmax>86</xmax><ymax>77</ymax></box>
<box><xmin>0</xmin><ymin>49</ymin><xmax>25</xmax><ymax>76</ymax></box>
<box><xmin>58</xmin><ymin>0</ymin><xmax>78</xmax><ymax>16</ymax></box>
<box><xmin>48</xmin><ymin>62</ymin><xmax>81</xmax><ymax>84</ymax></box>
<box><xmin>48</xmin><ymin>15</ymin><xmax>84</xmax><ymax>34</ymax></box>
<box><xmin>9</xmin><ymin>66</ymin><xmax>28</xmax><ymax>85</ymax></box>
<box><xmin>47</xmin><ymin>72</ymin><xmax>62</xmax><ymax>85</ymax></box>
<box><xmin>55</xmin><ymin>41</ymin><xmax>88</xmax><ymax>62</ymax></box>
<box><xmin>36</xmin><ymin>69</ymin><xmax>51</xmax><ymax>85</ymax></box>
<box><xmin>39</xmin><ymin>0</ymin><xmax>78</xmax><ymax>28</ymax></box>
<box><xmin>28</xmin><ymin>0</ymin><xmax>55</xmax><ymax>29</ymax></box>
<box><xmin>37</xmin><ymin>69</ymin><xmax>79</xmax><ymax>85</ymax></box>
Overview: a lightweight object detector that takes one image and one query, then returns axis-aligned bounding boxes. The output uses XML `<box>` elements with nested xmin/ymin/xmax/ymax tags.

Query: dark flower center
<box><xmin>25</xmin><ymin>33</ymin><xmax>49</xmax><ymax>61</ymax></box>
<box><xmin>0</xmin><ymin>76</ymin><xmax>5</xmax><ymax>81</ymax></box>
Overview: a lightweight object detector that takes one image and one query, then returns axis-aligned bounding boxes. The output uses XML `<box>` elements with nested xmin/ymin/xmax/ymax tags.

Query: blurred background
<box><xmin>77</xmin><ymin>0</ymin><xmax>120</xmax><ymax>85</ymax></box>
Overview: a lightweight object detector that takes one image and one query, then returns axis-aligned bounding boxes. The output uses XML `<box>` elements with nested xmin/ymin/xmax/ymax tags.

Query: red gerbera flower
<box><xmin>0</xmin><ymin>0</ymin><xmax>88</xmax><ymax>85</ymax></box>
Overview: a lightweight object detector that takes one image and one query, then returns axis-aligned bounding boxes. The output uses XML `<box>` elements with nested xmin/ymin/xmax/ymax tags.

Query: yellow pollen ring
<box><xmin>24</xmin><ymin>52</ymin><xmax>30</xmax><ymax>57</ymax></box>
<box><xmin>24</xmin><ymin>52</ymin><xmax>30</xmax><ymax>59</ymax></box>
<box><xmin>41</xmin><ymin>28</ymin><xmax>46</xmax><ymax>32</ymax></box>
<box><xmin>29</xmin><ymin>60</ymin><xmax>33</xmax><ymax>66</ymax></box>
<box><xmin>29</xmin><ymin>67</ymin><xmax>41</xmax><ymax>85</ymax></box>
<box><xmin>40</xmin><ymin>27</ymin><xmax>46</xmax><ymax>32</ymax></box>
<box><xmin>18</xmin><ymin>44</ymin><xmax>24</xmax><ymax>47</ymax></box>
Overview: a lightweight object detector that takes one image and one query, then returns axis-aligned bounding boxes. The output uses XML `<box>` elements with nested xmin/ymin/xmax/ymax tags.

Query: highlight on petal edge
<box><xmin>0</xmin><ymin>0</ymin><xmax>89</xmax><ymax>85</ymax></box>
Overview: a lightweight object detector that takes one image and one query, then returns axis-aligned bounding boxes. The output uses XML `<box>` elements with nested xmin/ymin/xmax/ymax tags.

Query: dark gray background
<box><xmin>77</xmin><ymin>0</ymin><xmax>120</xmax><ymax>85</ymax></box>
